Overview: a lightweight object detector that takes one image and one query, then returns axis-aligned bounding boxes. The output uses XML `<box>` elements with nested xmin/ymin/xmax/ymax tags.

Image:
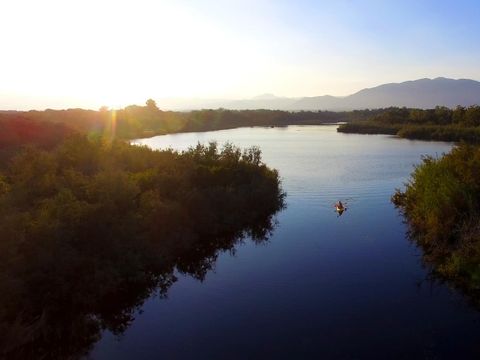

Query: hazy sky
<box><xmin>1</xmin><ymin>0</ymin><xmax>480</xmax><ymax>109</ymax></box>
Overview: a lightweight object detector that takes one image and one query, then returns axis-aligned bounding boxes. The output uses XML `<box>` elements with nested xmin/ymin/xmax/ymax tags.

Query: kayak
<box><xmin>335</xmin><ymin>206</ymin><xmax>346</xmax><ymax>212</ymax></box>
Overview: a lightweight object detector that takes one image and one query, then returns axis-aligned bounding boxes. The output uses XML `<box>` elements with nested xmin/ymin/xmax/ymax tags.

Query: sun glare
<box><xmin>1</xmin><ymin>0</ymin><xmax>480</xmax><ymax>110</ymax></box>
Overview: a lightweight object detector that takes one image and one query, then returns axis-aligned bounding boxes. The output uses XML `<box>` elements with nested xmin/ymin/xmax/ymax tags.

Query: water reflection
<box><xmin>406</xmin><ymin>227</ymin><xmax>480</xmax><ymax>313</ymax></box>
<box><xmin>0</xmin><ymin>207</ymin><xmax>282</xmax><ymax>360</ymax></box>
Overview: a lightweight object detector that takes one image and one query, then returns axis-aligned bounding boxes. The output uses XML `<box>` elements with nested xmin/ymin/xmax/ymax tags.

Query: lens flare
<box><xmin>102</xmin><ymin>109</ymin><xmax>117</xmax><ymax>146</ymax></box>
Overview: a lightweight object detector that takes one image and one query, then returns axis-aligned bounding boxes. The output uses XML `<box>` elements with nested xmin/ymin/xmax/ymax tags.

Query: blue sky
<box><xmin>1</xmin><ymin>0</ymin><xmax>479</xmax><ymax>109</ymax></box>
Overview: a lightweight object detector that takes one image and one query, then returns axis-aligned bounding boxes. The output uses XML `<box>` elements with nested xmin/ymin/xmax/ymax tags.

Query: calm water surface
<box><xmin>91</xmin><ymin>125</ymin><xmax>480</xmax><ymax>359</ymax></box>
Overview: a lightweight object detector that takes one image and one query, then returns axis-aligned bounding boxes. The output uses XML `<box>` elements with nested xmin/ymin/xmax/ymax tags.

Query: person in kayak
<box><xmin>336</xmin><ymin>200</ymin><xmax>344</xmax><ymax>210</ymax></box>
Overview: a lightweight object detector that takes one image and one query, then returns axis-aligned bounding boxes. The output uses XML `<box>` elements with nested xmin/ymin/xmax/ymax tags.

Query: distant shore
<box><xmin>2</xmin><ymin>103</ymin><xmax>480</xmax><ymax>145</ymax></box>
<box><xmin>337</xmin><ymin>106</ymin><xmax>480</xmax><ymax>143</ymax></box>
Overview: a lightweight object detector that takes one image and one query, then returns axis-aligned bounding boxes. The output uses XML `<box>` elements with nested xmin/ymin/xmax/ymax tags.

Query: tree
<box><xmin>464</xmin><ymin>106</ymin><xmax>480</xmax><ymax>127</ymax></box>
<box><xmin>146</xmin><ymin>99</ymin><xmax>159</xmax><ymax>111</ymax></box>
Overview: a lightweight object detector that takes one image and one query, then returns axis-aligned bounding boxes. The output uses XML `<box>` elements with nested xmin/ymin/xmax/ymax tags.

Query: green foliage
<box><xmin>337</xmin><ymin>121</ymin><xmax>401</xmax><ymax>135</ymax></box>
<box><xmin>338</xmin><ymin>106</ymin><xmax>480</xmax><ymax>143</ymax></box>
<box><xmin>4</xmin><ymin>103</ymin><xmax>480</xmax><ymax>146</ymax></box>
<box><xmin>0</xmin><ymin>103</ymin><xmax>358</xmax><ymax>143</ymax></box>
<box><xmin>0</xmin><ymin>115</ymin><xmax>72</xmax><ymax>167</ymax></box>
<box><xmin>0</xmin><ymin>136</ymin><xmax>285</xmax><ymax>359</ymax></box>
<box><xmin>393</xmin><ymin>144</ymin><xmax>480</xmax><ymax>302</ymax></box>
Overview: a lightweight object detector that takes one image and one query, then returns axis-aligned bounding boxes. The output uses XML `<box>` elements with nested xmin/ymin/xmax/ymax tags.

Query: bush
<box><xmin>393</xmin><ymin>144</ymin><xmax>480</xmax><ymax>302</ymax></box>
<box><xmin>0</xmin><ymin>136</ymin><xmax>285</xmax><ymax>359</ymax></box>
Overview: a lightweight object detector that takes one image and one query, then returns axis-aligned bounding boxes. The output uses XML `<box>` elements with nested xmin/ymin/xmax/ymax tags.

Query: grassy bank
<box><xmin>336</xmin><ymin>121</ymin><xmax>401</xmax><ymax>135</ymax></box>
<box><xmin>392</xmin><ymin>144</ymin><xmax>480</xmax><ymax>301</ymax></box>
<box><xmin>338</xmin><ymin>106</ymin><xmax>480</xmax><ymax>143</ymax></box>
<box><xmin>338</xmin><ymin>122</ymin><xmax>480</xmax><ymax>142</ymax></box>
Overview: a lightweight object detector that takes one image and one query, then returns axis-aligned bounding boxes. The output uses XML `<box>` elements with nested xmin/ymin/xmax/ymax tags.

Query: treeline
<box><xmin>350</xmin><ymin>106</ymin><xmax>480</xmax><ymax>126</ymax></box>
<box><xmin>1</xmin><ymin>100</ymin><xmax>392</xmax><ymax>144</ymax></box>
<box><xmin>0</xmin><ymin>137</ymin><xmax>285</xmax><ymax>359</ymax></box>
<box><xmin>392</xmin><ymin>144</ymin><xmax>480</xmax><ymax>305</ymax></box>
<box><xmin>5</xmin><ymin>103</ymin><xmax>480</xmax><ymax>145</ymax></box>
<box><xmin>0</xmin><ymin>114</ymin><xmax>73</xmax><ymax>166</ymax></box>
<box><xmin>338</xmin><ymin>106</ymin><xmax>480</xmax><ymax>142</ymax></box>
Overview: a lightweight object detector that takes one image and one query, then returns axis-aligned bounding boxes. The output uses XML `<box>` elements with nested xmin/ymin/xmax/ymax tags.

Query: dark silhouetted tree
<box><xmin>146</xmin><ymin>98</ymin><xmax>159</xmax><ymax>111</ymax></box>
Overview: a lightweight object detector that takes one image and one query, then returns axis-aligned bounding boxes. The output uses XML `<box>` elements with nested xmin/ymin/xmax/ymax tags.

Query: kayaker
<box><xmin>336</xmin><ymin>201</ymin><xmax>344</xmax><ymax>209</ymax></box>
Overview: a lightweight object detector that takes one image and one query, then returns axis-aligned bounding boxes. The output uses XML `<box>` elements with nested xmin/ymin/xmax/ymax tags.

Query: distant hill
<box><xmin>2</xmin><ymin>78</ymin><xmax>479</xmax><ymax>111</ymax></box>
<box><xmin>294</xmin><ymin>77</ymin><xmax>480</xmax><ymax>111</ymax></box>
<box><xmin>158</xmin><ymin>77</ymin><xmax>480</xmax><ymax>111</ymax></box>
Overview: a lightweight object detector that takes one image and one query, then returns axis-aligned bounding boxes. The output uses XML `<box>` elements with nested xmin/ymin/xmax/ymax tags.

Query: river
<box><xmin>91</xmin><ymin>125</ymin><xmax>480</xmax><ymax>359</ymax></box>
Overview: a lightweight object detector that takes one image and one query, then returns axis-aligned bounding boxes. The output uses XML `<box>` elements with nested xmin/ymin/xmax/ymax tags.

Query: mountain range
<box><xmin>159</xmin><ymin>77</ymin><xmax>480</xmax><ymax>111</ymax></box>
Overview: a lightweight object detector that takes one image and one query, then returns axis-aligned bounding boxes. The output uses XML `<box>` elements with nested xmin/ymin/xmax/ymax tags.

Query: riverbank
<box><xmin>338</xmin><ymin>122</ymin><xmax>480</xmax><ymax>142</ymax></box>
<box><xmin>392</xmin><ymin>143</ymin><xmax>480</xmax><ymax>302</ymax></box>
<box><xmin>337</xmin><ymin>106</ymin><xmax>480</xmax><ymax>143</ymax></box>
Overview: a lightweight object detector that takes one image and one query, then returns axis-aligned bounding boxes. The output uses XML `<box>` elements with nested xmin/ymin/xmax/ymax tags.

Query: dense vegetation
<box><xmin>2</xmin><ymin>101</ymin><xmax>392</xmax><ymax>141</ymax></box>
<box><xmin>0</xmin><ymin>114</ymin><xmax>73</xmax><ymax>166</ymax></box>
<box><xmin>392</xmin><ymin>144</ymin><xmax>480</xmax><ymax>304</ymax></box>
<box><xmin>5</xmin><ymin>102</ymin><xmax>480</xmax><ymax>144</ymax></box>
<box><xmin>0</xmin><ymin>136</ymin><xmax>285</xmax><ymax>359</ymax></box>
<box><xmin>338</xmin><ymin>106</ymin><xmax>480</xmax><ymax>142</ymax></box>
